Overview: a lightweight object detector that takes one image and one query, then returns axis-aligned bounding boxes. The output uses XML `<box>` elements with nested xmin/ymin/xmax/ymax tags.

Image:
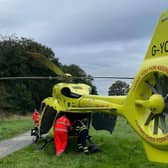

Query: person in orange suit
<box><xmin>32</xmin><ymin>109</ymin><xmax>40</xmax><ymax>127</ymax></box>
<box><xmin>53</xmin><ymin>113</ymin><xmax>71</xmax><ymax>156</ymax></box>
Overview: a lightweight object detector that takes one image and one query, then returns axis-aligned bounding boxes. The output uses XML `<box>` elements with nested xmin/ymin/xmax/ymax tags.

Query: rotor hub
<box><xmin>149</xmin><ymin>94</ymin><xmax>165</xmax><ymax>114</ymax></box>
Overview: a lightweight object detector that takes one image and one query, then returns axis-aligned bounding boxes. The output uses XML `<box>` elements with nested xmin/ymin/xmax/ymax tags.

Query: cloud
<box><xmin>1</xmin><ymin>0</ymin><xmax>166</xmax><ymax>46</ymax></box>
<box><xmin>0</xmin><ymin>0</ymin><xmax>167</xmax><ymax>94</ymax></box>
<box><xmin>37</xmin><ymin>0</ymin><xmax>167</xmax><ymax>46</ymax></box>
<box><xmin>55</xmin><ymin>37</ymin><xmax>148</xmax><ymax>77</ymax></box>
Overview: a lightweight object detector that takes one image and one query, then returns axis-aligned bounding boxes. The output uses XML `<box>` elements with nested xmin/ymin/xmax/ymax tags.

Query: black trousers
<box><xmin>77</xmin><ymin>129</ymin><xmax>88</xmax><ymax>148</ymax></box>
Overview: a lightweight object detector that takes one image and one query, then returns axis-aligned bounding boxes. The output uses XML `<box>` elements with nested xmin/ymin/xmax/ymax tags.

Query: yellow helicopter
<box><xmin>1</xmin><ymin>10</ymin><xmax>168</xmax><ymax>163</ymax></box>
<box><xmin>30</xmin><ymin>10</ymin><xmax>168</xmax><ymax>163</ymax></box>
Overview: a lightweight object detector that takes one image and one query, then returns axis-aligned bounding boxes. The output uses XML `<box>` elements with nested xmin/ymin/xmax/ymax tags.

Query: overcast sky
<box><xmin>0</xmin><ymin>0</ymin><xmax>167</xmax><ymax>95</ymax></box>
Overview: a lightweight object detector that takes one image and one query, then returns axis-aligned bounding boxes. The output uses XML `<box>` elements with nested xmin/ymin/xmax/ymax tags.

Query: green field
<box><xmin>0</xmin><ymin>115</ymin><xmax>33</xmax><ymax>140</ymax></box>
<box><xmin>0</xmin><ymin>117</ymin><xmax>168</xmax><ymax>168</ymax></box>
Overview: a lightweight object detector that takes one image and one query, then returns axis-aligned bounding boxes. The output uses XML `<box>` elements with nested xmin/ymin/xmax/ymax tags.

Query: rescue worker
<box><xmin>75</xmin><ymin>118</ymin><xmax>89</xmax><ymax>155</ymax></box>
<box><xmin>32</xmin><ymin>109</ymin><xmax>40</xmax><ymax>128</ymax></box>
<box><xmin>53</xmin><ymin>113</ymin><xmax>72</xmax><ymax>156</ymax></box>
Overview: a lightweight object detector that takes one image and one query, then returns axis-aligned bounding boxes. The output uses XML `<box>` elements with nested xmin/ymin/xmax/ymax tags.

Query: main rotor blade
<box><xmin>0</xmin><ymin>76</ymin><xmax>134</xmax><ymax>80</ymax></box>
<box><xmin>0</xmin><ymin>76</ymin><xmax>61</xmax><ymax>80</ymax></box>
<box><xmin>87</xmin><ymin>76</ymin><xmax>134</xmax><ymax>79</ymax></box>
<box><xmin>26</xmin><ymin>52</ymin><xmax>135</xmax><ymax>80</ymax></box>
<box><xmin>27</xmin><ymin>52</ymin><xmax>65</xmax><ymax>76</ymax></box>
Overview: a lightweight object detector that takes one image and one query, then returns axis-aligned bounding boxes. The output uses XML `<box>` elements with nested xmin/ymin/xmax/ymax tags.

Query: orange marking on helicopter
<box><xmin>133</xmin><ymin>65</ymin><xmax>168</xmax><ymax>91</ymax></box>
<box><xmin>135</xmin><ymin>120</ymin><xmax>168</xmax><ymax>143</ymax></box>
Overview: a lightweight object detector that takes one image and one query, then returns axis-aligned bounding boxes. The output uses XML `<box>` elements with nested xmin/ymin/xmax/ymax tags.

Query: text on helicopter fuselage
<box><xmin>152</xmin><ymin>40</ymin><xmax>168</xmax><ymax>56</ymax></box>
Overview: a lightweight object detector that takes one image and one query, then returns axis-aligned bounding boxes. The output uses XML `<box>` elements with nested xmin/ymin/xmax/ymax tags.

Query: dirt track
<box><xmin>0</xmin><ymin>131</ymin><xmax>32</xmax><ymax>158</ymax></box>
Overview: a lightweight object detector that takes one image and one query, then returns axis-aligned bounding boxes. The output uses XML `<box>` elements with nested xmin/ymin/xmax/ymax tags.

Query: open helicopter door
<box><xmin>92</xmin><ymin>113</ymin><xmax>117</xmax><ymax>133</ymax></box>
<box><xmin>39</xmin><ymin>104</ymin><xmax>57</xmax><ymax>135</ymax></box>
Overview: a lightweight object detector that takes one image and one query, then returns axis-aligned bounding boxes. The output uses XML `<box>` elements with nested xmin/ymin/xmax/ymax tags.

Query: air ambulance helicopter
<box><xmin>28</xmin><ymin>51</ymin><xmax>121</xmax><ymax>145</ymax></box>
<box><xmin>1</xmin><ymin>10</ymin><xmax>168</xmax><ymax>163</ymax></box>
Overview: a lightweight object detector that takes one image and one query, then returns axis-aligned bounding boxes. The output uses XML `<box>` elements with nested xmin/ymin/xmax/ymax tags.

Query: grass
<box><xmin>0</xmin><ymin>117</ymin><xmax>168</xmax><ymax>168</ymax></box>
<box><xmin>0</xmin><ymin>115</ymin><xmax>33</xmax><ymax>140</ymax></box>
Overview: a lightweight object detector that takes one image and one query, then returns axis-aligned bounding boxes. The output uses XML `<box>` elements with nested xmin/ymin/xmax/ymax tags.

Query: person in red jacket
<box><xmin>53</xmin><ymin>113</ymin><xmax>71</xmax><ymax>156</ymax></box>
<box><xmin>32</xmin><ymin>109</ymin><xmax>40</xmax><ymax>127</ymax></box>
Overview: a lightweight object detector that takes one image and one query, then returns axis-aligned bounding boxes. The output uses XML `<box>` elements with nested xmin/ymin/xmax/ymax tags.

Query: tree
<box><xmin>108</xmin><ymin>80</ymin><xmax>129</xmax><ymax>96</ymax></box>
<box><xmin>0</xmin><ymin>36</ymin><xmax>58</xmax><ymax>114</ymax></box>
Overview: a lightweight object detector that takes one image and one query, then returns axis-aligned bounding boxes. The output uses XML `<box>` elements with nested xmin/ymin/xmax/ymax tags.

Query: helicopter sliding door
<box><xmin>40</xmin><ymin>105</ymin><xmax>57</xmax><ymax>135</ymax></box>
<box><xmin>92</xmin><ymin>113</ymin><xmax>117</xmax><ymax>134</ymax></box>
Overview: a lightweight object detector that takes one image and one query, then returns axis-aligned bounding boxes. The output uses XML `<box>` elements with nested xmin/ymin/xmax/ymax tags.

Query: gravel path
<box><xmin>0</xmin><ymin>131</ymin><xmax>33</xmax><ymax>158</ymax></box>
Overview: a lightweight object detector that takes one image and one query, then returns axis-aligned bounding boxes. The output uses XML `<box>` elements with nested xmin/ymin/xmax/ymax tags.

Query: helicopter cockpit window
<box><xmin>61</xmin><ymin>87</ymin><xmax>81</xmax><ymax>98</ymax></box>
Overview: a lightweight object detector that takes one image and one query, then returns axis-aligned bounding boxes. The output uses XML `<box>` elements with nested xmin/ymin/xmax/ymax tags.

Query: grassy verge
<box><xmin>0</xmin><ymin>117</ymin><xmax>168</xmax><ymax>168</ymax></box>
<box><xmin>0</xmin><ymin>115</ymin><xmax>33</xmax><ymax>140</ymax></box>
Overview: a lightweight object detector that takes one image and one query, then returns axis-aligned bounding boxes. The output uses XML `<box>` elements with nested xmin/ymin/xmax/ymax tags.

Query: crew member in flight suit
<box><xmin>75</xmin><ymin>118</ymin><xmax>89</xmax><ymax>155</ymax></box>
